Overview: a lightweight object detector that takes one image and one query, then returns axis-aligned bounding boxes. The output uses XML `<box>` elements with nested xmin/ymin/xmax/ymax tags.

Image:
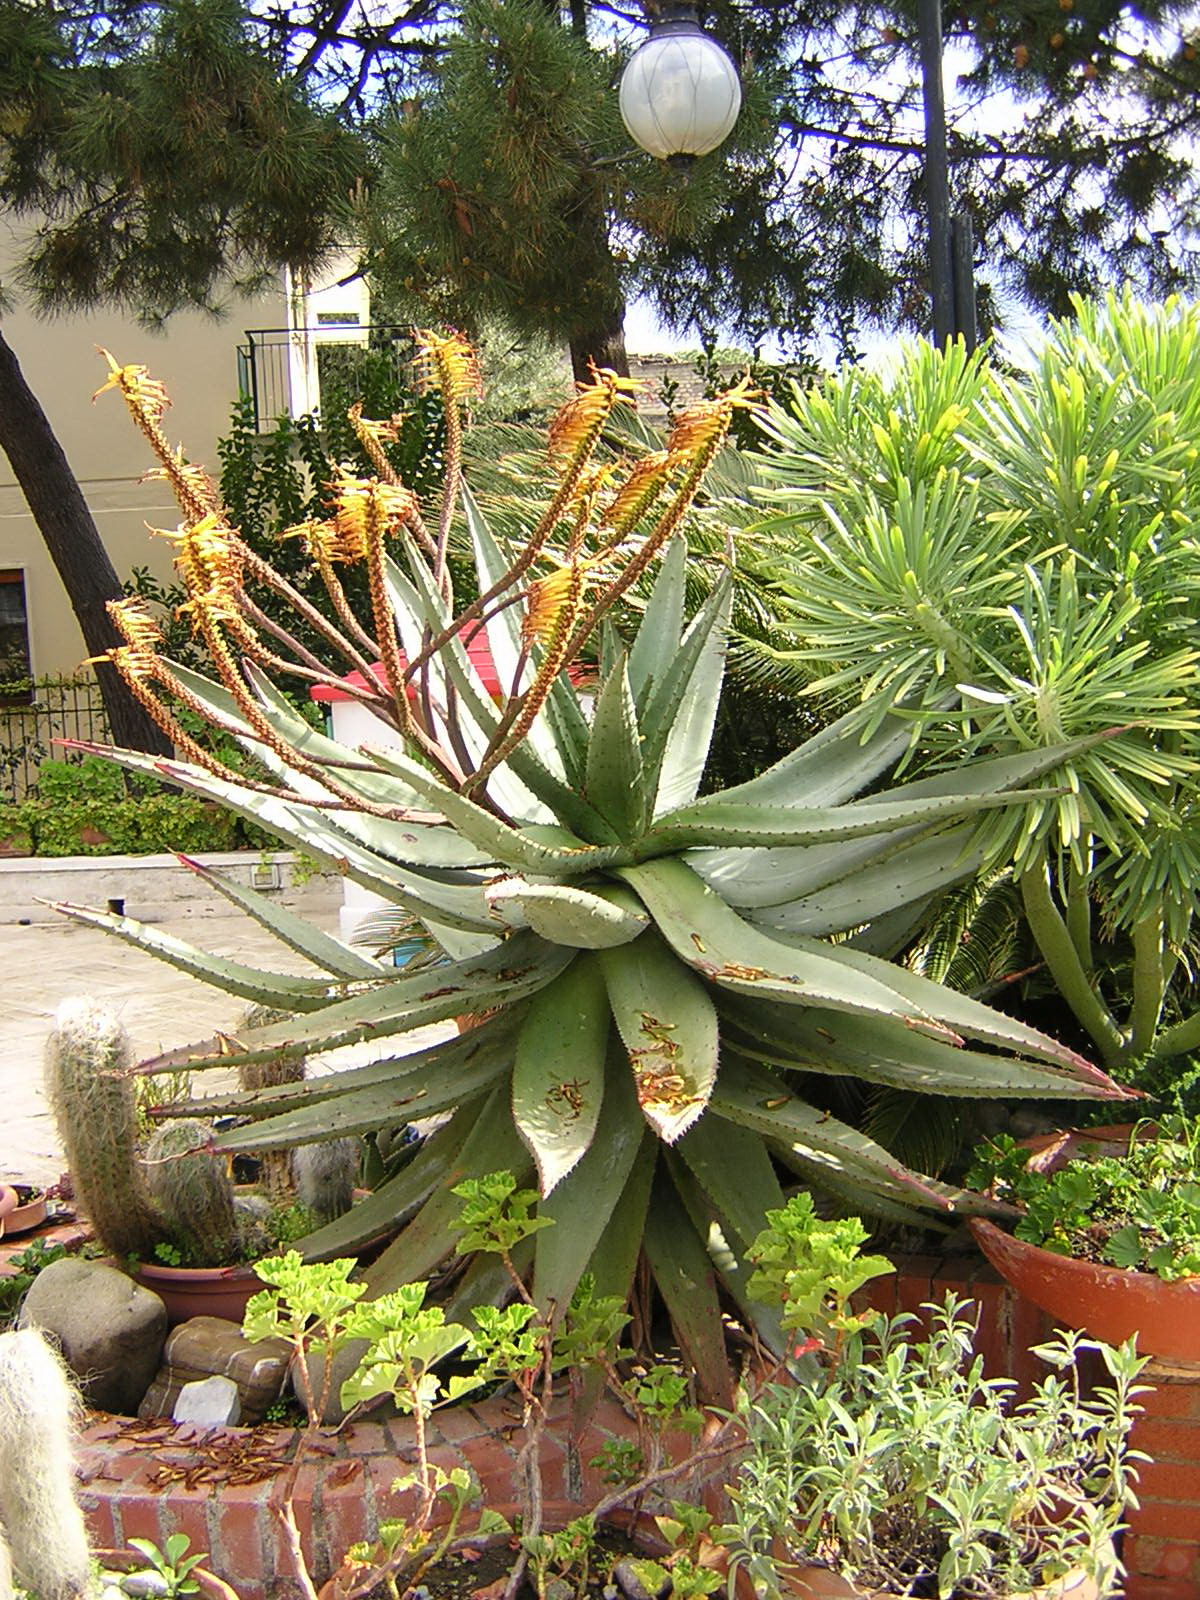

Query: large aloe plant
<box><xmin>63</xmin><ymin>337</ymin><xmax>1129</xmax><ymax>1390</ymax></box>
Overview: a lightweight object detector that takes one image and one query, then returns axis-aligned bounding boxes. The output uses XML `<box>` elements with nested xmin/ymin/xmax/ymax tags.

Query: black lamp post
<box><xmin>917</xmin><ymin>0</ymin><xmax>977</xmax><ymax>348</ymax></box>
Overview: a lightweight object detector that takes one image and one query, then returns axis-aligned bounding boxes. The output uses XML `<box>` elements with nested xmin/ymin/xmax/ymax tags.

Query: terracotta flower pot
<box><xmin>3</xmin><ymin>1184</ymin><xmax>47</xmax><ymax>1236</ymax></box>
<box><xmin>133</xmin><ymin>1260</ymin><xmax>261</xmax><ymax>1326</ymax></box>
<box><xmin>95</xmin><ymin>1550</ymin><xmax>240</xmax><ymax>1600</ymax></box>
<box><xmin>0</xmin><ymin>1184</ymin><xmax>18</xmax><ymax>1235</ymax></box>
<box><xmin>788</xmin><ymin>1563</ymin><xmax>1098</xmax><ymax>1600</ymax></box>
<box><xmin>970</xmin><ymin>1121</ymin><xmax>1200</xmax><ymax>1362</ymax></box>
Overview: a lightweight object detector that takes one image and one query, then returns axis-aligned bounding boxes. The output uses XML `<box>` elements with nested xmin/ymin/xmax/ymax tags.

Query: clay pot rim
<box><xmin>94</xmin><ymin>1548</ymin><xmax>239</xmax><ymax>1600</ymax></box>
<box><xmin>970</xmin><ymin>1215</ymin><xmax>1200</xmax><ymax>1290</ymax></box>
<box><xmin>2</xmin><ymin>1185</ymin><xmax>49</xmax><ymax>1236</ymax></box>
<box><xmin>0</xmin><ymin>1183</ymin><xmax>17</xmax><ymax>1220</ymax></box>
<box><xmin>133</xmin><ymin>1259</ymin><xmax>261</xmax><ymax>1283</ymax></box>
<box><xmin>788</xmin><ymin>1560</ymin><xmax>1097</xmax><ymax>1600</ymax></box>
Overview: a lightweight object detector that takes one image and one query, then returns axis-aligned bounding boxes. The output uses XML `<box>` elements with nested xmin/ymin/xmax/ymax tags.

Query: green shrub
<box><xmin>34</xmin><ymin>756</ymin><xmax>129</xmax><ymax>803</ymax></box>
<box><xmin>0</xmin><ymin>803</ymin><xmax>33</xmax><ymax>857</ymax></box>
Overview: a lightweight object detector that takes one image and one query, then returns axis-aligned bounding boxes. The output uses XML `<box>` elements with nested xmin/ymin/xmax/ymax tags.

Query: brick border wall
<box><xmin>77</xmin><ymin>1391</ymin><xmax>707</xmax><ymax>1599</ymax></box>
<box><xmin>74</xmin><ymin>1253</ymin><xmax>1200</xmax><ymax>1600</ymax></box>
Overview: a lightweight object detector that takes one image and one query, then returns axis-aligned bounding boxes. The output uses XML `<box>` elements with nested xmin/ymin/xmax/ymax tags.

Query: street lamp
<box><xmin>619</xmin><ymin>4</ymin><xmax>742</xmax><ymax>167</ymax></box>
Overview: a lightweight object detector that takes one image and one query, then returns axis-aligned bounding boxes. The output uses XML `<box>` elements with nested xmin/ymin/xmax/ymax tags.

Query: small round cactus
<box><xmin>144</xmin><ymin>1118</ymin><xmax>240</xmax><ymax>1266</ymax></box>
<box><xmin>43</xmin><ymin>997</ymin><xmax>162</xmax><ymax>1261</ymax></box>
<box><xmin>292</xmin><ymin>1138</ymin><xmax>359</xmax><ymax>1226</ymax></box>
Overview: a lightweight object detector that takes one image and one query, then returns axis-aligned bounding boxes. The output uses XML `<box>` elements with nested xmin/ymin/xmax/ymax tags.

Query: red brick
<box><xmin>78</xmin><ymin>1492</ymin><xmax>118</xmax><ymax>1552</ymax></box>
<box><xmin>318</xmin><ymin>1463</ymin><xmax>374</xmax><ymax>1573</ymax></box>
<box><xmin>337</xmin><ymin>1421</ymin><xmax>390</xmax><ymax>1459</ymax></box>
<box><xmin>1126</xmin><ymin>1577</ymin><xmax>1200</xmax><ymax>1600</ymax></box>
<box><xmin>112</xmin><ymin>1490</ymin><xmax>162</xmax><ymax>1549</ymax></box>
<box><xmin>894</xmin><ymin>1256</ymin><xmax>939</xmax><ymax>1324</ymax></box>
<box><xmin>1140</xmin><ymin>1378</ymin><xmax>1200</xmax><ymax>1421</ymax></box>
<box><xmin>1134</xmin><ymin>1418</ymin><xmax>1200</xmax><ymax>1463</ymax></box>
<box><xmin>1138</xmin><ymin>1462</ymin><xmax>1200</xmax><ymax>1504</ymax></box>
<box><xmin>436</xmin><ymin>1404</ymin><xmax>487</xmax><ymax>1444</ymax></box>
<box><xmin>208</xmin><ymin>1479</ymin><xmax>269</xmax><ymax>1584</ymax></box>
<box><xmin>158</xmin><ymin>1490</ymin><xmax>213</xmax><ymax>1565</ymax></box>
<box><xmin>1127</xmin><ymin>1500</ymin><xmax>1200</xmax><ymax>1541</ymax></box>
<box><xmin>1125</xmin><ymin>1534</ymin><xmax>1200</xmax><ymax>1582</ymax></box>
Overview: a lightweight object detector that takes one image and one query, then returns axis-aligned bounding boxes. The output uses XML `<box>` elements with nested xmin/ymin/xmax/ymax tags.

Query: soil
<box><xmin>355</xmin><ymin>1526</ymin><xmax>651</xmax><ymax>1600</ymax></box>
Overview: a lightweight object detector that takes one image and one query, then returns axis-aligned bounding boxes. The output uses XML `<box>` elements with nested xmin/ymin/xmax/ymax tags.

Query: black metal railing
<box><xmin>0</xmin><ymin>675</ymin><xmax>110</xmax><ymax>802</ymax></box>
<box><xmin>236</xmin><ymin>326</ymin><xmax>413</xmax><ymax>432</ymax></box>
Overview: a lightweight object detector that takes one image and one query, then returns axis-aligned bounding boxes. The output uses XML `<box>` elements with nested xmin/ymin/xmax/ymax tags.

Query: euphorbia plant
<box><xmin>59</xmin><ymin>334</ymin><xmax>1131</xmax><ymax>1387</ymax></box>
<box><xmin>756</xmin><ymin>293</ymin><xmax>1200</xmax><ymax>1076</ymax></box>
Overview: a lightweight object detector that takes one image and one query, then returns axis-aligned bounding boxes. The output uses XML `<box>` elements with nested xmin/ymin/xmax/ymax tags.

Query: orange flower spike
<box><xmin>600</xmin><ymin>451</ymin><xmax>674</xmax><ymax>541</ymax></box>
<box><xmin>330</xmin><ymin>474</ymin><xmax>419</xmax><ymax>563</ymax></box>
<box><xmin>107</xmin><ymin>597</ymin><xmax>165</xmax><ymax>659</ymax></box>
<box><xmin>548</xmin><ymin>366</ymin><xmax>643</xmax><ymax>476</ymax></box>
<box><xmin>349</xmin><ymin>404</ymin><xmax>405</xmax><ymax>485</ymax></box>
<box><xmin>92</xmin><ymin>350</ymin><xmax>170</xmax><ymax>426</ymax></box>
<box><xmin>155</xmin><ymin>515</ymin><xmax>244</xmax><ymax>630</ymax></box>
<box><xmin>412</xmin><ymin>329</ymin><xmax>483</xmax><ymax>404</ymax></box>
<box><xmin>523</xmin><ymin>562</ymin><xmax>593</xmax><ymax>648</ymax></box>
<box><xmin>666</xmin><ymin>375</ymin><xmax>762</xmax><ymax>471</ymax></box>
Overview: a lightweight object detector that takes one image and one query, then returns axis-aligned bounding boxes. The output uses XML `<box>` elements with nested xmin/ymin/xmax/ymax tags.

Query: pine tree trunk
<box><xmin>569</xmin><ymin>300</ymin><xmax>631</xmax><ymax>385</ymax></box>
<box><xmin>0</xmin><ymin>328</ymin><xmax>172</xmax><ymax>755</ymax></box>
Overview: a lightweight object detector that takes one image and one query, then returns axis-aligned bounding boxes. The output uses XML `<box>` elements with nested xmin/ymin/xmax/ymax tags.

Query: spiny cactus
<box><xmin>144</xmin><ymin>1118</ymin><xmax>241</xmax><ymax>1267</ymax></box>
<box><xmin>43</xmin><ymin>998</ymin><xmax>162</xmax><ymax>1261</ymax></box>
<box><xmin>0</xmin><ymin>1328</ymin><xmax>94</xmax><ymax>1600</ymax></box>
<box><xmin>292</xmin><ymin>1138</ymin><xmax>358</xmax><ymax>1226</ymax></box>
<box><xmin>238</xmin><ymin>1004</ymin><xmax>306</xmax><ymax>1205</ymax></box>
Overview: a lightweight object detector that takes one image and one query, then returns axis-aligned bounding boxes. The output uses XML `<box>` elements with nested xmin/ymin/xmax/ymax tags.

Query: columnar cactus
<box><xmin>43</xmin><ymin>997</ymin><xmax>161</xmax><ymax>1261</ymax></box>
<box><xmin>144</xmin><ymin>1118</ymin><xmax>241</xmax><ymax>1266</ymax></box>
<box><xmin>0</xmin><ymin>1328</ymin><xmax>94</xmax><ymax>1600</ymax></box>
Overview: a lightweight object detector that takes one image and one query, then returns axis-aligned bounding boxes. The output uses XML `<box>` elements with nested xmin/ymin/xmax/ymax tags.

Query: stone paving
<box><xmin>1</xmin><ymin>884</ymin><xmax>450</xmax><ymax>1187</ymax></box>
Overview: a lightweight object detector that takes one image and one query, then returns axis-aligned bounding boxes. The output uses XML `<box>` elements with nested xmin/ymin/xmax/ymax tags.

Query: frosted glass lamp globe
<box><xmin>619</xmin><ymin>8</ymin><xmax>741</xmax><ymax>164</ymax></box>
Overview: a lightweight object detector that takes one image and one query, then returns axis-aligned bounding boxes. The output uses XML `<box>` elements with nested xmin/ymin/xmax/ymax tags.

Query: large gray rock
<box><xmin>19</xmin><ymin>1259</ymin><xmax>166</xmax><ymax>1413</ymax></box>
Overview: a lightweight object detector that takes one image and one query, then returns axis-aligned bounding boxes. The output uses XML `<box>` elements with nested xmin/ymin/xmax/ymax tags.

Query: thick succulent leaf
<box><xmin>542</xmin><ymin>669</ymin><xmax>591</xmax><ymax>792</ymax></box>
<box><xmin>445</xmin><ymin>1237</ymin><xmax>536</xmax><ymax>1327</ymax></box>
<box><xmin>675</xmin><ymin>1112</ymin><xmax>786</xmax><ymax>1251</ymax></box>
<box><xmin>643</xmin><ymin>785</ymin><xmax>1057</xmax><ymax>853</ymax></box>
<box><xmin>386</xmin><ymin>544</ymin><xmax>555</xmax><ymax>825</ymax></box>
<box><xmin>846</xmin><ymin>901</ymin><xmax>935</xmax><ymax>958</ymax></box>
<box><xmin>365</xmin><ymin>1086</ymin><xmax>534</xmax><ymax>1293</ymax></box>
<box><xmin>533</xmin><ymin>1046</ymin><xmax>645</xmax><ymax>1316</ymax></box>
<box><xmin>173</xmin><ymin>855</ymin><xmax>385</xmax><ymax>979</ymax></box>
<box><xmin>49</xmin><ymin>900</ymin><xmax>345</xmax><ymax>1011</ymax></box>
<box><xmin>73</xmin><ymin>742</ymin><xmax>495</xmax><ymax>935</ymax></box>
<box><xmin>804</xmin><ymin>939</ymin><xmax>1121</xmax><ymax>1085</ymax></box>
<box><xmin>173</xmin><ymin>660</ymin><xmax>419</xmax><ymax>809</ymax></box>
<box><xmin>668</xmin><ymin>1151</ymin><xmax>787</xmax><ymax>1357</ymax></box>
<box><xmin>642</xmin><ymin>1168</ymin><xmax>734</xmax><ymax>1406</ymax></box>
<box><xmin>689</xmin><ymin>825</ymin><xmax>932</xmax><ymax>910</ymax></box>
<box><xmin>648</xmin><ymin>574</ymin><xmax>732</xmax><ymax>817</ymax></box>
<box><xmin>719</xmin><ymin>995</ymin><xmax>1121</xmax><ymax>1100</ymax></box>
<box><xmin>702</xmin><ymin>700</ymin><xmax>915</xmax><ymax>810</ymax></box>
<box><xmin>600</xmin><ymin>931</ymin><xmax>719</xmax><ymax>1142</ymax></box>
<box><xmin>585</xmin><ymin>655</ymin><xmax>646</xmax><ymax>839</ymax></box>
<box><xmin>619</xmin><ymin>857</ymin><xmax>949</xmax><ymax>1036</ymax></box>
<box><xmin>711</xmin><ymin>1060</ymin><xmax>983</xmax><ymax>1213</ymax></box>
<box><xmin>212</xmin><ymin>1028</ymin><xmax>511</xmax><ymax>1150</ymax></box>
<box><xmin>738</xmin><ymin>828</ymin><xmax>984</xmax><ymax>931</ymax></box>
<box><xmin>365</xmin><ymin>747</ymin><xmax>625</xmax><ymax>875</ymax></box>
<box><xmin>486</xmin><ymin>877</ymin><xmax>649</xmax><ymax>948</ymax></box>
<box><xmin>138</xmin><ymin>930</ymin><xmax>572</xmax><ymax>1073</ymax></box>
<box><xmin>583</xmin><ymin>1136</ymin><xmax>657</xmax><ymax>1306</ymax></box>
<box><xmin>297</xmin><ymin>1106</ymin><xmax>480</xmax><ymax>1261</ymax></box>
<box><xmin>771</xmin><ymin>1144</ymin><xmax>949</xmax><ymax>1231</ymax></box>
<box><xmin>512</xmin><ymin>957</ymin><xmax>609</xmax><ymax>1195</ymax></box>
<box><xmin>628</xmin><ymin>535</ymin><xmax>687</xmax><ymax>710</ymax></box>
<box><xmin>163</xmin><ymin>1012</ymin><xmax>521</xmax><ymax>1119</ymax></box>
